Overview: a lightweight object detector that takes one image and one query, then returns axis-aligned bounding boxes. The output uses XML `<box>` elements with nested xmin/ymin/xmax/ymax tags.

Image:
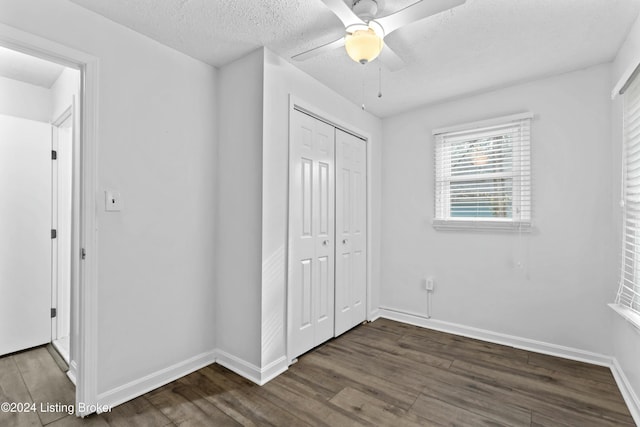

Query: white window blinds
<box><xmin>433</xmin><ymin>113</ymin><xmax>532</xmax><ymax>231</ymax></box>
<box><xmin>616</xmin><ymin>73</ymin><xmax>640</xmax><ymax>318</ymax></box>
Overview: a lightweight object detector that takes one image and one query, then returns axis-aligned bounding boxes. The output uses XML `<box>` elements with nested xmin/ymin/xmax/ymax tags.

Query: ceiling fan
<box><xmin>292</xmin><ymin>0</ymin><xmax>465</xmax><ymax>71</ymax></box>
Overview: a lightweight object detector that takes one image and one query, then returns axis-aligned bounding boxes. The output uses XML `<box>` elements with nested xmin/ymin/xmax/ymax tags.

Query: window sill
<box><xmin>432</xmin><ymin>219</ymin><xmax>532</xmax><ymax>232</ymax></box>
<box><xmin>609</xmin><ymin>303</ymin><xmax>640</xmax><ymax>331</ymax></box>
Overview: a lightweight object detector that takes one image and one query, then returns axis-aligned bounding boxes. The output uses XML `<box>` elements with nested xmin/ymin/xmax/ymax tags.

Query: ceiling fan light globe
<box><xmin>368</xmin><ymin>20</ymin><xmax>385</xmax><ymax>38</ymax></box>
<box><xmin>345</xmin><ymin>28</ymin><xmax>383</xmax><ymax>64</ymax></box>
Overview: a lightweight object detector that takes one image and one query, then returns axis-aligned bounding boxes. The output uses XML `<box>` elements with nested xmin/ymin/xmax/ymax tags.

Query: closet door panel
<box><xmin>335</xmin><ymin>129</ymin><xmax>367</xmax><ymax>337</ymax></box>
<box><xmin>289</xmin><ymin>110</ymin><xmax>335</xmax><ymax>359</ymax></box>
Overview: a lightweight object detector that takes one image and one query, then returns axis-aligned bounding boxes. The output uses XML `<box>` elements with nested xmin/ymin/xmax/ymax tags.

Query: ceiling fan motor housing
<box><xmin>352</xmin><ymin>0</ymin><xmax>378</xmax><ymax>22</ymax></box>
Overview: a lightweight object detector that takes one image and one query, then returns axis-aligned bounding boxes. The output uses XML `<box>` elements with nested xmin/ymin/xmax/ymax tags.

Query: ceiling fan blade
<box><xmin>292</xmin><ymin>37</ymin><xmax>345</xmax><ymax>62</ymax></box>
<box><xmin>375</xmin><ymin>0</ymin><xmax>465</xmax><ymax>35</ymax></box>
<box><xmin>377</xmin><ymin>43</ymin><xmax>405</xmax><ymax>72</ymax></box>
<box><xmin>321</xmin><ymin>0</ymin><xmax>365</xmax><ymax>28</ymax></box>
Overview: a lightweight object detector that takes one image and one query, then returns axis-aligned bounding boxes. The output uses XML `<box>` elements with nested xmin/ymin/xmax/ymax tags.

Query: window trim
<box><xmin>432</xmin><ymin>218</ymin><xmax>532</xmax><ymax>232</ymax></box>
<box><xmin>432</xmin><ymin>112</ymin><xmax>534</xmax><ymax>136</ymax></box>
<box><xmin>609</xmin><ymin>303</ymin><xmax>640</xmax><ymax>331</ymax></box>
<box><xmin>432</xmin><ymin>112</ymin><xmax>533</xmax><ymax>232</ymax></box>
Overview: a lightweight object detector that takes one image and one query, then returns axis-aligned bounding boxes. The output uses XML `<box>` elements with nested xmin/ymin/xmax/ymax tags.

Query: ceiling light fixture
<box><xmin>292</xmin><ymin>0</ymin><xmax>466</xmax><ymax>72</ymax></box>
<box><xmin>344</xmin><ymin>22</ymin><xmax>384</xmax><ymax>65</ymax></box>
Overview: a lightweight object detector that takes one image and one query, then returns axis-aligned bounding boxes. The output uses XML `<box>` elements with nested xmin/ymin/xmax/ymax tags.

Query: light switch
<box><xmin>105</xmin><ymin>190</ymin><xmax>122</xmax><ymax>212</ymax></box>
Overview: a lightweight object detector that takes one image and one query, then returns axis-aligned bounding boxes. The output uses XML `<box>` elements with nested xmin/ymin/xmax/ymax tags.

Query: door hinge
<box><xmin>51</xmin><ymin>229</ymin><xmax>57</xmax><ymax>239</ymax></box>
<box><xmin>51</xmin><ymin>308</ymin><xmax>57</xmax><ymax>318</ymax></box>
<box><xmin>51</xmin><ymin>150</ymin><xmax>57</xmax><ymax>160</ymax></box>
<box><xmin>81</xmin><ymin>248</ymin><xmax>86</xmax><ymax>260</ymax></box>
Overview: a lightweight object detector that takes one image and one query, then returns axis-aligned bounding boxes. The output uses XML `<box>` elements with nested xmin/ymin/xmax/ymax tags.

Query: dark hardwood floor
<box><xmin>0</xmin><ymin>318</ymin><xmax>635</xmax><ymax>426</ymax></box>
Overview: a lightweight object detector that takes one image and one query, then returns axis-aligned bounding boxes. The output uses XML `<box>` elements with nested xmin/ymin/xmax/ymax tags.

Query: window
<box><xmin>433</xmin><ymin>113</ymin><xmax>532</xmax><ymax>231</ymax></box>
<box><xmin>614</xmin><ymin>71</ymin><xmax>640</xmax><ymax>324</ymax></box>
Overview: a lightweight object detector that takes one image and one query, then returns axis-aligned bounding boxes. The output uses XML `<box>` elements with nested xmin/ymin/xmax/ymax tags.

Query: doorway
<box><xmin>0</xmin><ymin>23</ymin><xmax>100</xmax><ymax>415</ymax></box>
<box><xmin>287</xmin><ymin>105</ymin><xmax>368</xmax><ymax>361</ymax></box>
<box><xmin>0</xmin><ymin>46</ymin><xmax>78</xmax><ymax>361</ymax></box>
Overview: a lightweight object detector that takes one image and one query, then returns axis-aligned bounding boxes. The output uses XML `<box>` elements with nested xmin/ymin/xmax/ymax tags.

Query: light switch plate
<box><xmin>105</xmin><ymin>190</ymin><xmax>122</xmax><ymax>212</ymax></box>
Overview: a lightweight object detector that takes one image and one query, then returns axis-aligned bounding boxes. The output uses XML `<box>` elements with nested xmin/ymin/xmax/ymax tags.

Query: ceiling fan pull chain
<box><xmin>361</xmin><ymin>64</ymin><xmax>366</xmax><ymax>110</ymax></box>
<box><xmin>378</xmin><ymin>66</ymin><xmax>383</xmax><ymax>98</ymax></box>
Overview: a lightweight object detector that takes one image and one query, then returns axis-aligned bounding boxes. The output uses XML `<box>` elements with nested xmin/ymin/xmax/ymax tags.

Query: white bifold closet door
<box><xmin>289</xmin><ymin>109</ymin><xmax>367</xmax><ymax>360</ymax></box>
<box><xmin>289</xmin><ymin>110</ymin><xmax>336</xmax><ymax>359</ymax></box>
<box><xmin>334</xmin><ymin>129</ymin><xmax>367</xmax><ymax>337</ymax></box>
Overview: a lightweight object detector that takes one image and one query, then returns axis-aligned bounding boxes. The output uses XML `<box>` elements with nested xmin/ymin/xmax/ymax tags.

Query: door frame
<box><xmin>286</xmin><ymin>95</ymin><xmax>373</xmax><ymax>363</ymax></box>
<box><xmin>0</xmin><ymin>24</ymin><xmax>99</xmax><ymax>416</ymax></box>
<box><xmin>51</xmin><ymin>105</ymin><xmax>73</xmax><ymax>353</ymax></box>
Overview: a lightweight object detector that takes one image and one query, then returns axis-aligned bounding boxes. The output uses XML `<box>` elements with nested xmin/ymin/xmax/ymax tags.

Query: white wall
<box><xmin>381</xmin><ymin>63</ymin><xmax>614</xmax><ymax>355</ymax></box>
<box><xmin>0</xmin><ymin>75</ymin><xmax>50</xmax><ymax>121</ymax></box>
<box><xmin>262</xmin><ymin>48</ymin><xmax>383</xmax><ymax>370</ymax></box>
<box><xmin>611</xmin><ymin>11</ymin><xmax>640</xmax><ymax>414</ymax></box>
<box><xmin>216</xmin><ymin>48</ymin><xmax>264</xmax><ymax>368</ymax></box>
<box><xmin>0</xmin><ymin>0</ymin><xmax>218</xmax><ymax>397</ymax></box>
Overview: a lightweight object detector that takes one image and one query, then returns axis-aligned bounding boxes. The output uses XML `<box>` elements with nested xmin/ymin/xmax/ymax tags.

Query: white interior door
<box><xmin>52</xmin><ymin>109</ymin><xmax>73</xmax><ymax>362</ymax></box>
<box><xmin>0</xmin><ymin>114</ymin><xmax>52</xmax><ymax>356</ymax></box>
<box><xmin>334</xmin><ymin>129</ymin><xmax>367</xmax><ymax>337</ymax></box>
<box><xmin>289</xmin><ymin>109</ymin><xmax>335</xmax><ymax>359</ymax></box>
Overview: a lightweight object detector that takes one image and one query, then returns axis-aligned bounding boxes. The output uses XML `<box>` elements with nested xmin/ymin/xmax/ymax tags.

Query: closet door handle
<box><xmin>342</xmin><ymin>239</ymin><xmax>348</xmax><ymax>244</ymax></box>
<box><xmin>322</xmin><ymin>240</ymin><xmax>330</xmax><ymax>246</ymax></box>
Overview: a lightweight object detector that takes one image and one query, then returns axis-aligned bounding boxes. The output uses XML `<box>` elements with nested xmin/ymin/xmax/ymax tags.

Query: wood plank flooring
<box><xmin>0</xmin><ymin>319</ymin><xmax>635</xmax><ymax>426</ymax></box>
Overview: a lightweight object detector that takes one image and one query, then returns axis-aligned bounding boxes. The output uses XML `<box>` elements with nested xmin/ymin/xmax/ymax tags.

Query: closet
<box><xmin>288</xmin><ymin>108</ymin><xmax>367</xmax><ymax>360</ymax></box>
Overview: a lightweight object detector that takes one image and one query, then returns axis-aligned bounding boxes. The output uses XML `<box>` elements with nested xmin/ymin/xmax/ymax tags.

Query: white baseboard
<box><xmin>611</xmin><ymin>358</ymin><xmax>640</xmax><ymax>425</ymax></box>
<box><xmin>96</xmin><ymin>350</ymin><xmax>216</xmax><ymax>410</ymax></box>
<box><xmin>378</xmin><ymin>307</ymin><xmax>613</xmax><ymax>367</ymax></box>
<box><xmin>95</xmin><ymin>349</ymin><xmax>288</xmax><ymax>412</ymax></box>
<box><xmin>259</xmin><ymin>356</ymin><xmax>288</xmax><ymax>384</ymax></box>
<box><xmin>368</xmin><ymin>308</ymin><xmax>381</xmax><ymax>322</ymax></box>
<box><xmin>215</xmin><ymin>350</ymin><xmax>288</xmax><ymax>386</ymax></box>
<box><xmin>67</xmin><ymin>360</ymin><xmax>77</xmax><ymax>385</ymax></box>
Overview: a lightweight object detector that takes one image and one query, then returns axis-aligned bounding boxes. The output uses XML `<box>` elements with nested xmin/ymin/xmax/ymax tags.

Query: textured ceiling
<box><xmin>69</xmin><ymin>0</ymin><xmax>640</xmax><ymax>117</ymax></box>
<box><xmin>0</xmin><ymin>45</ymin><xmax>64</xmax><ymax>88</ymax></box>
